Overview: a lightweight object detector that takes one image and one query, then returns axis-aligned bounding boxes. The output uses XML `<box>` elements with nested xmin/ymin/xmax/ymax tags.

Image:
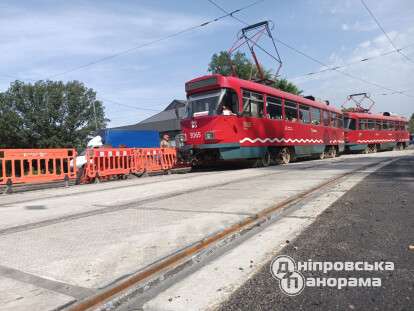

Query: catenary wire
<box><xmin>360</xmin><ymin>0</ymin><xmax>414</xmax><ymax>64</ymax></box>
<box><xmin>43</xmin><ymin>0</ymin><xmax>266</xmax><ymax>79</ymax></box>
<box><xmin>206</xmin><ymin>0</ymin><xmax>414</xmax><ymax>98</ymax></box>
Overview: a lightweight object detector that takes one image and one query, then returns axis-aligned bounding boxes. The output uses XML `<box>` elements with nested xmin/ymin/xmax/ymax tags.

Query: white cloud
<box><xmin>341</xmin><ymin>20</ymin><xmax>377</xmax><ymax>32</ymax></box>
<box><xmin>0</xmin><ymin>3</ymin><xmax>211</xmax><ymax>81</ymax></box>
<box><xmin>0</xmin><ymin>1</ymin><xmax>230</xmax><ymax>126</ymax></box>
<box><xmin>293</xmin><ymin>27</ymin><xmax>414</xmax><ymax>118</ymax></box>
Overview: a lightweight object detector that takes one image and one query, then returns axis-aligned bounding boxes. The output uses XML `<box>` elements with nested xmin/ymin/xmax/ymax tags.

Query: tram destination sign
<box><xmin>186</xmin><ymin>77</ymin><xmax>218</xmax><ymax>92</ymax></box>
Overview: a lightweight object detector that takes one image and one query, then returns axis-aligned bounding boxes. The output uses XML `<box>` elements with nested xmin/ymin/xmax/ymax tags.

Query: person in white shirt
<box><xmin>222</xmin><ymin>105</ymin><xmax>234</xmax><ymax>115</ymax></box>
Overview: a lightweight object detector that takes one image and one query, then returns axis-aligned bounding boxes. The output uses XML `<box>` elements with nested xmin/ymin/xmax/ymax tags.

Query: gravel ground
<box><xmin>219</xmin><ymin>156</ymin><xmax>414</xmax><ymax>311</ymax></box>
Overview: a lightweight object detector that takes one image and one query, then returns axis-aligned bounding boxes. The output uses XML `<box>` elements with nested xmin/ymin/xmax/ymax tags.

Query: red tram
<box><xmin>180</xmin><ymin>74</ymin><xmax>345</xmax><ymax>166</ymax></box>
<box><xmin>343</xmin><ymin>111</ymin><xmax>409</xmax><ymax>153</ymax></box>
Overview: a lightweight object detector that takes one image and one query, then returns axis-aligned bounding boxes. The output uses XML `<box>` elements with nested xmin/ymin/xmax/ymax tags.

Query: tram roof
<box><xmin>186</xmin><ymin>74</ymin><xmax>343</xmax><ymax>114</ymax></box>
<box><xmin>344</xmin><ymin>111</ymin><xmax>407</xmax><ymax>122</ymax></box>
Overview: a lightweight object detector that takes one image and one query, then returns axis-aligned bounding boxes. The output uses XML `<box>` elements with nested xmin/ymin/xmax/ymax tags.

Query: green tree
<box><xmin>208</xmin><ymin>51</ymin><xmax>302</xmax><ymax>95</ymax></box>
<box><xmin>0</xmin><ymin>80</ymin><xmax>106</xmax><ymax>149</ymax></box>
<box><xmin>409</xmin><ymin>113</ymin><xmax>414</xmax><ymax>133</ymax></box>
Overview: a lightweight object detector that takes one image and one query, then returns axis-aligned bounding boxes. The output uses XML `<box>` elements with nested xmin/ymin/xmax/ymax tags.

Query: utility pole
<box><xmin>92</xmin><ymin>101</ymin><xmax>98</xmax><ymax>131</ymax></box>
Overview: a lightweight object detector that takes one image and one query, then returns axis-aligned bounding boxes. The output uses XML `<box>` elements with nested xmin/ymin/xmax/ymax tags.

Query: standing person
<box><xmin>160</xmin><ymin>134</ymin><xmax>171</xmax><ymax>148</ymax></box>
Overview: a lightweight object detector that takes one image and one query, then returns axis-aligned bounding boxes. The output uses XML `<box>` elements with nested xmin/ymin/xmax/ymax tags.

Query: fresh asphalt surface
<box><xmin>218</xmin><ymin>156</ymin><xmax>414</xmax><ymax>311</ymax></box>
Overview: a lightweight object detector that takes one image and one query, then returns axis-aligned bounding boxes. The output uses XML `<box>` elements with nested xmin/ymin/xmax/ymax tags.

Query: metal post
<box><xmin>5</xmin><ymin>178</ymin><xmax>13</xmax><ymax>194</ymax></box>
<box><xmin>64</xmin><ymin>174</ymin><xmax>69</xmax><ymax>188</ymax></box>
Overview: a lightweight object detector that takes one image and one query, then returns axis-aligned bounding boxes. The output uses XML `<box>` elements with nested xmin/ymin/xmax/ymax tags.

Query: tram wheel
<box><xmin>371</xmin><ymin>144</ymin><xmax>377</xmax><ymax>153</ymax></box>
<box><xmin>319</xmin><ymin>151</ymin><xmax>326</xmax><ymax>160</ymax></box>
<box><xmin>261</xmin><ymin>151</ymin><xmax>271</xmax><ymax>167</ymax></box>
<box><xmin>329</xmin><ymin>146</ymin><xmax>337</xmax><ymax>158</ymax></box>
<box><xmin>362</xmin><ymin>146</ymin><xmax>370</xmax><ymax>154</ymax></box>
<box><xmin>277</xmin><ymin>147</ymin><xmax>291</xmax><ymax>165</ymax></box>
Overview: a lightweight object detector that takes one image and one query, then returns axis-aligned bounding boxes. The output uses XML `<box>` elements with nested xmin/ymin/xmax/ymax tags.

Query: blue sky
<box><xmin>1</xmin><ymin>0</ymin><xmax>413</xmax><ymax>126</ymax></box>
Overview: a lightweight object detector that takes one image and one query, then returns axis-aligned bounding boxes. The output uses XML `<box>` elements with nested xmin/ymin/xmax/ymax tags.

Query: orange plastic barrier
<box><xmin>135</xmin><ymin>148</ymin><xmax>177</xmax><ymax>173</ymax></box>
<box><xmin>0</xmin><ymin>149</ymin><xmax>76</xmax><ymax>188</ymax></box>
<box><xmin>81</xmin><ymin>148</ymin><xmax>135</xmax><ymax>183</ymax></box>
<box><xmin>159</xmin><ymin>148</ymin><xmax>178</xmax><ymax>170</ymax></box>
<box><xmin>80</xmin><ymin>147</ymin><xmax>178</xmax><ymax>183</ymax></box>
<box><xmin>0</xmin><ymin>147</ymin><xmax>179</xmax><ymax>188</ymax></box>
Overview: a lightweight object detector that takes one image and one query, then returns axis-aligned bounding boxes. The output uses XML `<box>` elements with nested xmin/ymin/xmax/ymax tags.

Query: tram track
<box><xmin>0</xmin><ymin>170</ymin><xmax>207</xmax><ymax>207</ymax></box>
<box><xmin>0</xmin><ymin>153</ymin><xmax>358</xmax><ymax>207</ymax></box>
<box><xmin>0</xmin><ymin>157</ymin><xmax>347</xmax><ymax>237</ymax></box>
<box><xmin>64</xmin><ymin>156</ymin><xmax>397</xmax><ymax>311</ymax></box>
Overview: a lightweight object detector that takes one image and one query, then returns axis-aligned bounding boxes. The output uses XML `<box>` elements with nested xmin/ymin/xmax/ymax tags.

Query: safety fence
<box><xmin>79</xmin><ymin>147</ymin><xmax>178</xmax><ymax>184</ymax></box>
<box><xmin>80</xmin><ymin>148</ymin><xmax>135</xmax><ymax>184</ymax></box>
<box><xmin>0</xmin><ymin>147</ymin><xmax>179</xmax><ymax>191</ymax></box>
<box><xmin>137</xmin><ymin>148</ymin><xmax>178</xmax><ymax>172</ymax></box>
<box><xmin>0</xmin><ymin>149</ymin><xmax>77</xmax><ymax>192</ymax></box>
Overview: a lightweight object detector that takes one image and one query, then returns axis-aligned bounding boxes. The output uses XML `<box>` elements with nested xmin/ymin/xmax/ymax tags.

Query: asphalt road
<box><xmin>218</xmin><ymin>156</ymin><xmax>414</xmax><ymax>311</ymax></box>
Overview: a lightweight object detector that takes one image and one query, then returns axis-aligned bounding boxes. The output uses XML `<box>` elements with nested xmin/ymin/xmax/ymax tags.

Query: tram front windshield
<box><xmin>187</xmin><ymin>89</ymin><xmax>238</xmax><ymax>117</ymax></box>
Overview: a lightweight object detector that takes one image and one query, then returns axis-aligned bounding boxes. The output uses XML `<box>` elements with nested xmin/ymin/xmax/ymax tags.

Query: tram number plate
<box><xmin>190</xmin><ymin>132</ymin><xmax>201</xmax><ymax>139</ymax></box>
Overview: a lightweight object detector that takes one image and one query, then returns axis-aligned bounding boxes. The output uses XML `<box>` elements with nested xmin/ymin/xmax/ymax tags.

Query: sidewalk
<box><xmin>219</xmin><ymin>156</ymin><xmax>414</xmax><ymax>311</ymax></box>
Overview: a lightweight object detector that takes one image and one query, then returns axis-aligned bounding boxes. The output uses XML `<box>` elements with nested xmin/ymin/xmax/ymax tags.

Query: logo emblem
<box><xmin>191</xmin><ymin>120</ymin><xmax>197</xmax><ymax>129</ymax></box>
<box><xmin>270</xmin><ymin>255</ymin><xmax>305</xmax><ymax>296</ymax></box>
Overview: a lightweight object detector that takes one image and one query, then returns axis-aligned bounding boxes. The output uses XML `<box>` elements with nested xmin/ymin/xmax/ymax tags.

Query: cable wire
<box><xmin>360</xmin><ymin>0</ymin><xmax>414</xmax><ymax>63</ymax></box>
<box><xmin>101</xmin><ymin>97</ymin><xmax>162</xmax><ymax>112</ymax></box>
<box><xmin>206</xmin><ymin>0</ymin><xmax>414</xmax><ymax>98</ymax></box>
<box><xmin>44</xmin><ymin>0</ymin><xmax>266</xmax><ymax>79</ymax></box>
<box><xmin>288</xmin><ymin>43</ymin><xmax>414</xmax><ymax>80</ymax></box>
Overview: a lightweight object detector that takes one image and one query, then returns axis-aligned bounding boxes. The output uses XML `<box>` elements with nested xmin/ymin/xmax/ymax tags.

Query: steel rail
<box><xmin>67</xmin><ymin>157</ymin><xmax>394</xmax><ymax>311</ymax></box>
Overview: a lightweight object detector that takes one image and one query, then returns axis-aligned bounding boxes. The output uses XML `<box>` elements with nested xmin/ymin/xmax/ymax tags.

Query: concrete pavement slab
<box><xmin>0</xmin><ymin>276</ymin><xmax>74</xmax><ymax>311</ymax></box>
<box><xmin>0</xmin><ymin>150</ymin><xmax>411</xmax><ymax>311</ymax></box>
<box><xmin>139</xmin><ymin>159</ymin><xmax>396</xmax><ymax>311</ymax></box>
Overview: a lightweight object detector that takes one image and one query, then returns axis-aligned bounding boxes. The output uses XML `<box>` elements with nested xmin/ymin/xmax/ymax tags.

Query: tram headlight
<box><xmin>205</xmin><ymin>131</ymin><xmax>215</xmax><ymax>140</ymax></box>
<box><xmin>178</xmin><ymin>133</ymin><xmax>186</xmax><ymax>142</ymax></box>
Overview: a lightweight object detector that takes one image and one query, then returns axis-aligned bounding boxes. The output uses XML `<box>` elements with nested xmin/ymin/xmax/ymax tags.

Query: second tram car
<box><xmin>180</xmin><ymin>74</ymin><xmax>345</xmax><ymax>166</ymax></box>
<box><xmin>343</xmin><ymin>111</ymin><xmax>409</xmax><ymax>153</ymax></box>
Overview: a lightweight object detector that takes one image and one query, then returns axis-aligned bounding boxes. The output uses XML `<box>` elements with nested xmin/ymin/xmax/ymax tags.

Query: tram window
<box><xmin>382</xmin><ymin>121</ymin><xmax>389</xmax><ymax>130</ymax></box>
<box><xmin>396</xmin><ymin>122</ymin><xmax>402</xmax><ymax>131</ymax></box>
<box><xmin>389</xmin><ymin>121</ymin><xmax>395</xmax><ymax>130</ymax></box>
<box><xmin>359</xmin><ymin>119</ymin><xmax>366</xmax><ymax>130</ymax></box>
<box><xmin>218</xmin><ymin>89</ymin><xmax>238</xmax><ymax>115</ymax></box>
<box><xmin>375</xmin><ymin>120</ymin><xmax>382</xmax><ymax>130</ymax></box>
<box><xmin>187</xmin><ymin>90</ymin><xmax>223</xmax><ymax>117</ymax></box>
<box><xmin>394</xmin><ymin>122</ymin><xmax>399</xmax><ymax>131</ymax></box>
<box><xmin>266</xmin><ymin>96</ymin><xmax>283</xmax><ymax>119</ymax></box>
<box><xmin>284</xmin><ymin>101</ymin><xmax>298</xmax><ymax>121</ymax></box>
<box><xmin>242</xmin><ymin>90</ymin><xmax>264</xmax><ymax>117</ymax></box>
<box><xmin>299</xmin><ymin>105</ymin><xmax>310</xmax><ymax>124</ymax></box>
<box><xmin>322</xmin><ymin>110</ymin><xmax>330</xmax><ymax>126</ymax></box>
<box><xmin>344</xmin><ymin>117</ymin><xmax>356</xmax><ymax>130</ymax></box>
<box><xmin>336</xmin><ymin>114</ymin><xmax>343</xmax><ymax>128</ymax></box>
<box><xmin>367</xmin><ymin>120</ymin><xmax>375</xmax><ymax>130</ymax></box>
<box><xmin>331</xmin><ymin>112</ymin><xmax>337</xmax><ymax>127</ymax></box>
<box><xmin>310</xmin><ymin>107</ymin><xmax>321</xmax><ymax>125</ymax></box>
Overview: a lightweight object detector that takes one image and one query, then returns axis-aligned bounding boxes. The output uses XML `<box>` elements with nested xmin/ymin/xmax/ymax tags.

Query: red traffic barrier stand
<box><xmin>0</xmin><ymin>149</ymin><xmax>76</xmax><ymax>193</ymax></box>
<box><xmin>81</xmin><ymin>148</ymin><xmax>134</xmax><ymax>184</ymax></box>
